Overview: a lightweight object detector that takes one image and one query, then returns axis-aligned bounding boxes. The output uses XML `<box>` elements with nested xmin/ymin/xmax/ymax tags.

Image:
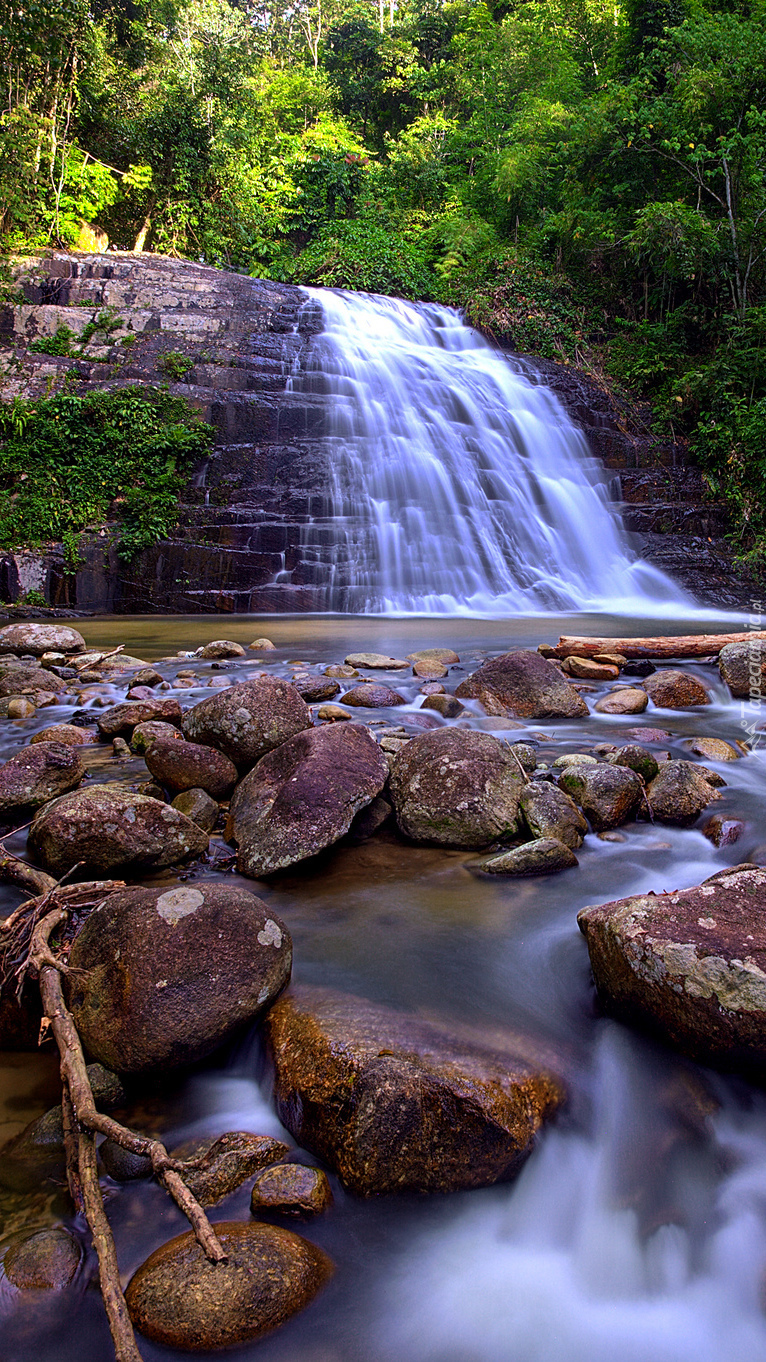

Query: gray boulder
<box><xmin>558</xmin><ymin>763</ymin><xmax>644</xmax><ymax>831</ymax></box>
<box><xmin>719</xmin><ymin>639</ymin><xmax>766</xmax><ymax>699</ymax></box>
<box><xmin>646</xmin><ymin>760</ymin><xmax>722</xmax><ymax>825</ymax></box>
<box><xmin>0</xmin><ymin>742</ymin><xmax>85</xmax><ymax>818</ymax></box>
<box><xmin>28</xmin><ymin>785</ymin><xmax>208</xmax><ymax>876</ymax></box>
<box><xmin>0</xmin><ymin>623</ymin><xmax>85</xmax><ymax>655</ymax></box>
<box><xmin>455</xmin><ymin>650</ymin><xmax>587</xmax><ymax>719</ymax></box>
<box><xmin>519</xmin><ymin>781</ymin><xmax>588</xmax><ymax>849</ymax></box>
<box><xmin>472</xmin><ymin>837</ymin><xmax>578</xmax><ymax>876</ymax></box>
<box><xmin>389</xmin><ymin>727</ymin><xmax>523</xmax><ymax>849</ymax></box>
<box><xmin>182</xmin><ymin>677</ymin><xmax>311</xmax><ymax>768</ymax></box>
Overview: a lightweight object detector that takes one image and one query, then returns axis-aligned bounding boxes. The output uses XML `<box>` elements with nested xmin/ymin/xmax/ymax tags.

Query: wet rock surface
<box><xmin>519</xmin><ymin>781</ymin><xmax>588</xmax><ymax>849</ymax></box>
<box><xmin>389</xmin><ymin>727</ymin><xmax>523</xmax><ymax>849</ymax></box>
<box><xmin>65</xmin><ymin>883</ymin><xmax>291</xmax><ymax>1074</ymax></box>
<box><xmin>265</xmin><ymin>984</ymin><xmax>565</xmax><ymax>1195</ymax></box>
<box><xmin>2</xmin><ymin>1227</ymin><xmax>82</xmax><ymax>1289</ymax></box>
<box><xmin>472</xmin><ymin>837</ymin><xmax>578</xmax><ymax>876</ymax></box>
<box><xmin>646</xmin><ymin>760</ymin><xmax>722</xmax><ymax>824</ymax></box>
<box><xmin>250</xmin><ymin>1163</ymin><xmax>333</xmax><ymax>1218</ymax></box>
<box><xmin>594</xmin><ymin>687</ymin><xmax>648</xmax><ymax>714</ymax></box>
<box><xmin>0</xmin><ymin>665</ymin><xmax>67</xmax><ymax>697</ymax></box>
<box><xmin>96</xmin><ymin>698</ymin><xmax>182</xmax><ymax>739</ymax></box>
<box><xmin>341</xmin><ymin>683</ymin><xmax>407</xmax><ymax>708</ymax></box>
<box><xmin>644</xmin><ymin>669</ymin><xmax>711</xmax><ymax>709</ymax></box>
<box><xmin>181</xmin><ymin>676</ymin><xmax>311</xmax><ymax>767</ymax></box>
<box><xmin>28</xmin><ymin>784</ymin><xmax>209</xmax><ymax>876</ymax></box>
<box><xmin>719</xmin><ymin>639</ymin><xmax>766</xmax><ymax>698</ymax></box>
<box><xmin>170</xmin><ymin>1132</ymin><xmax>290</xmax><ymax>1206</ymax></box>
<box><xmin>558</xmin><ymin>764</ymin><xmax>644</xmax><ymax>831</ymax></box>
<box><xmin>0</xmin><ymin>624</ymin><xmax>85</xmax><ymax>655</ymax></box>
<box><xmin>455</xmin><ymin>650</ymin><xmax>588</xmax><ymax>719</ymax></box>
<box><xmin>125</xmin><ymin>1221</ymin><xmax>333</xmax><ymax>1350</ymax></box>
<box><xmin>0</xmin><ymin>743</ymin><xmax>85</xmax><ymax>818</ymax></box>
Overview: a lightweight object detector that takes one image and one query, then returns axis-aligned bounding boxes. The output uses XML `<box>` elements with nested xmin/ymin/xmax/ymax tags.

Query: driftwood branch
<box><xmin>547</xmin><ymin>631</ymin><xmax>766</xmax><ymax>660</ymax></box>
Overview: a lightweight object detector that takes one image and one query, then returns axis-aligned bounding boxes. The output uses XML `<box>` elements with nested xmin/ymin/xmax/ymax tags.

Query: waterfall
<box><xmin>289</xmin><ymin>288</ymin><xmax>689</xmax><ymax>615</ymax></box>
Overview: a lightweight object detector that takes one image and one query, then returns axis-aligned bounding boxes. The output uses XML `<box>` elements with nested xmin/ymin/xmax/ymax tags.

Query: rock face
<box><xmin>28</xmin><ymin>785</ymin><xmax>209</xmax><ymax>876</ymax></box>
<box><xmin>389</xmin><ymin>728</ymin><xmax>523</xmax><ymax>849</ymax></box>
<box><xmin>646</xmin><ymin>760</ymin><xmax>721</xmax><ymax>824</ymax></box>
<box><xmin>0</xmin><ymin>743</ymin><xmax>85</xmax><ymax>818</ymax></box>
<box><xmin>125</xmin><ymin>1222</ymin><xmax>333</xmax><ymax>1351</ymax></box>
<box><xmin>265</xmin><ymin>985</ymin><xmax>565</xmax><ymax>1196</ymax></box>
<box><xmin>228</xmin><ymin>722</ymin><xmax>388</xmax><ymax>876</ymax></box>
<box><xmin>181</xmin><ymin>677</ymin><xmax>311</xmax><ymax>767</ymax></box>
<box><xmin>145</xmin><ymin>737</ymin><xmax>238</xmax><ymax>799</ymax></box>
<box><xmin>65</xmin><ymin>884</ymin><xmax>291</xmax><ymax>1074</ymax></box>
<box><xmin>455</xmin><ymin>651</ymin><xmax>587</xmax><ymax>719</ymax></box>
<box><xmin>473</xmin><ymin>837</ymin><xmax>578</xmax><ymax>876</ymax></box>
<box><xmin>250</xmin><ymin>1164</ymin><xmax>333</xmax><ymax>1217</ymax></box>
<box><xmin>718</xmin><ymin>639</ymin><xmax>766</xmax><ymax>698</ymax></box>
<box><xmin>0</xmin><ymin>623</ymin><xmax>85</xmax><ymax>655</ymax></box>
<box><xmin>558</xmin><ymin>764</ymin><xmax>644</xmax><ymax>831</ymax></box>
<box><xmin>519</xmin><ymin>782</ymin><xmax>588</xmax><ymax>849</ymax></box>
<box><xmin>577</xmin><ymin>866</ymin><xmax>766</xmax><ymax>1074</ymax></box>
<box><xmin>644</xmin><ymin>669</ymin><xmax>710</xmax><ymax>709</ymax></box>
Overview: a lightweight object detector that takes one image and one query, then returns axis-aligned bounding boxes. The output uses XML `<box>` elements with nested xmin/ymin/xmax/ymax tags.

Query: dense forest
<box><xmin>1</xmin><ymin>0</ymin><xmax>766</xmax><ymax>556</ymax></box>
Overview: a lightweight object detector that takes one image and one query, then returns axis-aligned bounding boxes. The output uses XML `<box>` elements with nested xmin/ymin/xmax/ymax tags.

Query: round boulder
<box><xmin>130</xmin><ymin>720</ymin><xmax>184</xmax><ymax>754</ymax></box>
<box><xmin>125</xmin><ymin>1222</ymin><xmax>333</xmax><ymax>1350</ymax></box>
<box><xmin>341</xmin><ymin>684</ymin><xmax>406</xmax><ymax>708</ymax></box>
<box><xmin>388</xmin><ymin>727</ymin><xmax>523</xmax><ymax>849</ymax></box>
<box><xmin>28</xmin><ymin>785</ymin><xmax>209</xmax><ymax>877</ymax></box>
<box><xmin>0</xmin><ymin>743</ymin><xmax>85</xmax><ymax>820</ymax></box>
<box><xmin>644</xmin><ymin>669</ymin><xmax>710</xmax><ymax>709</ymax></box>
<box><xmin>97</xmin><ymin>698</ymin><xmax>182</xmax><ymax>741</ymax></box>
<box><xmin>519</xmin><ymin>782</ymin><xmax>588</xmax><ymax>849</ymax></box>
<box><xmin>31</xmin><ymin>724</ymin><xmax>93</xmax><ymax>747</ymax></box>
<box><xmin>0</xmin><ymin>666</ymin><xmax>67</xmax><ymax>697</ymax></box>
<box><xmin>145</xmin><ymin>737</ymin><xmax>237</xmax><ymax>799</ymax></box>
<box><xmin>593</xmin><ymin>687</ymin><xmax>648</xmax><ymax>715</ymax></box>
<box><xmin>719</xmin><ymin>639</ymin><xmax>766</xmax><ymax>698</ymax></box>
<box><xmin>181</xmin><ymin>677</ymin><xmax>311</xmax><ymax>768</ymax></box>
<box><xmin>65</xmin><ymin>883</ymin><xmax>291</xmax><ymax>1074</ymax></box>
<box><xmin>646</xmin><ymin>760</ymin><xmax>722</xmax><ymax>825</ymax></box>
<box><xmin>198</xmin><ymin>640</ymin><xmax>246</xmax><ymax>659</ymax></box>
<box><xmin>558</xmin><ymin>763</ymin><xmax>644</xmax><ymax>832</ymax></box>
<box><xmin>344</xmin><ymin>652</ymin><xmax>409</xmax><ymax>669</ymax></box>
<box><xmin>0</xmin><ymin>624</ymin><xmax>86</xmax><ymax>656</ymax></box>
<box><xmin>3</xmin><ymin>1228</ymin><xmax>82</xmax><ymax>1289</ymax></box>
<box><xmin>455</xmin><ymin>650</ymin><xmax>587</xmax><ymax>719</ymax></box>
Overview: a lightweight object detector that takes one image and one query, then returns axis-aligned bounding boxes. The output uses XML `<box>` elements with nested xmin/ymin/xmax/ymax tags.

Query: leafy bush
<box><xmin>158</xmin><ymin>350</ymin><xmax>195</xmax><ymax>381</ymax></box>
<box><xmin>286</xmin><ymin>216</ymin><xmax>438</xmax><ymax>299</ymax></box>
<box><xmin>29</xmin><ymin>326</ymin><xmax>77</xmax><ymax>356</ymax></box>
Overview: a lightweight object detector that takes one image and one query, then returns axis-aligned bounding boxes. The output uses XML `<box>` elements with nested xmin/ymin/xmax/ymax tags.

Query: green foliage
<box><xmin>286</xmin><ymin>215</ymin><xmax>437</xmax><ymax>299</ymax></box>
<box><xmin>29</xmin><ymin>327</ymin><xmax>77</xmax><ymax>356</ymax></box>
<box><xmin>0</xmin><ymin>386</ymin><xmax>213</xmax><ymax>563</ymax></box>
<box><xmin>158</xmin><ymin>350</ymin><xmax>195</xmax><ymax>380</ymax></box>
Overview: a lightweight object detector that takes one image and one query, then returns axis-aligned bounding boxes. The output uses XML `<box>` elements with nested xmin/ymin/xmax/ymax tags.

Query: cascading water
<box><xmin>290</xmin><ymin>289</ymin><xmax>689</xmax><ymax>615</ymax></box>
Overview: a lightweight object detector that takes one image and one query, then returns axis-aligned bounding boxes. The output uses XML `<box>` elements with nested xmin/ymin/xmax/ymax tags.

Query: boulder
<box><xmin>65</xmin><ymin>884</ymin><xmax>291</xmax><ymax>1074</ymax></box>
<box><xmin>250</xmin><ymin>1164</ymin><xmax>333</xmax><ymax>1218</ymax></box>
<box><xmin>228</xmin><ymin>722</ymin><xmax>388</xmax><ymax>877</ymax></box>
<box><xmin>265</xmin><ymin>985</ymin><xmax>565</xmax><ymax>1195</ymax></box>
<box><xmin>100</xmin><ymin>1140</ymin><xmax>153</xmax><ymax>1181</ymax></box>
<box><xmin>130</xmin><ymin>719</ymin><xmax>184</xmax><ymax>754</ymax></box>
<box><xmin>406</xmin><ymin>648</ymin><xmax>460</xmax><ymax>665</ymax></box>
<box><xmin>683</xmin><ymin>737</ymin><xmax>741</xmax><ymax>762</ymax></box>
<box><xmin>509</xmin><ymin>742</ymin><xmax>538</xmax><ymax>773</ymax></box>
<box><xmin>2</xmin><ymin>1228</ymin><xmax>82</xmax><ymax>1289</ymax></box>
<box><xmin>646</xmin><ymin>761</ymin><xmax>721</xmax><ymax>825</ymax></box>
<box><xmin>420</xmin><ymin>693</ymin><xmax>465</xmax><ymax>718</ymax></box>
<box><xmin>125</xmin><ymin>1222</ymin><xmax>333</xmax><ymax>1351</ymax></box>
<box><xmin>341</xmin><ymin>684</ymin><xmax>406</xmax><ymax>708</ymax></box>
<box><xmin>0</xmin><ymin>743</ymin><xmax>85</xmax><ymax>818</ymax></box>
<box><xmin>455</xmin><ymin>651</ymin><xmax>587</xmax><ymax>719</ymax></box>
<box><xmin>292</xmin><ymin>674</ymin><xmax>341</xmax><ymax>703</ymax></box>
<box><xmin>561</xmin><ymin>656</ymin><xmax>619</xmax><ymax>681</ymax></box>
<box><xmin>577</xmin><ymin>866</ymin><xmax>766</xmax><ymax>1074</ymax></box>
<box><xmin>718</xmin><ymin>639</ymin><xmax>766</xmax><ymax>698</ymax></box>
<box><xmin>28</xmin><ymin>785</ymin><xmax>208</xmax><ymax>877</ymax></box>
<box><xmin>131</xmin><ymin>667</ymin><xmax>164</xmax><ymax>688</ymax></box>
<box><xmin>0</xmin><ymin>666</ymin><xmax>67</xmax><ymax>697</ymax></box>
<box><xmin>388</xmin><ymin>728</ymin><xmax>523</xmax><ymax>849</ymax></box>
<box><xmin>181</xmin><ymin>677</ymin><xmax>311</xmax><ymax>768</ymax></box>
<box><xmin>412</xmin><ymin>660</ymin><xmax>448</xmax><ymax>679</ymax></box>
<box><xmin>519</xmin><ymin>782</ymin><xmax>588</xmax><ymax>849</ymax></box>
<box><xmin>344</xmin><ymin>652</ymin><xmax>409</xmax><ymax>669</ymax></box>
<box><xmin>606</xmin><ymin>744</ymin><xmax>659</xmax><ymax>782</ymax></box>
<box><xmin>644</xmin><ymin>669</ymin><xmax>711</xmax><ymax>709</ymax></box>
<box><xmin>172</xmin><ymin>788</ymin><xmax>219</xmax><ymax>831</ymax></box>
<box><xmin>317</xmin><ymin>703</ymin><xmax>351</xmax><ymax>722</ymax></box>
<box><xmin>472</xmin><ymin>837</ymin><xmax>578</xmax><ymax>876</ymax></box>
<box><xmin>558</xmin><ymin>764</ymin><xmax>644</xmax><ymax>831</ymax></box>
<box><xmin>249</xmin><ymin>637</ymin><xmax>276</xmax><ymax>650</ymax></box>
<box><xmin>145</xmin><ymin>737</ymin><xmax>237</xmax><ymax>799</ymax></box>
<box><xmin>97</xmin><ymin>698</ymin><xmax>182</xmax><ymax>740</ymax></box>
<box><xmin>31</xmin><ymin>724</ymin><xmax>93</xmax><ymax>747</ymax></box>
<box><xmin>198</xmin><ymin>640</ymin><xmax>246</xmax><ymax>659</ymax></box>
<box><xmin>0</xmin><ymin>624</ymin><xmax>85</xmax><ymax>656</ymax></box>
<box><xmin>170</xmin><ymin>1132</ymin><xmax>289</xmax><ymax>1206</ymax></box>
<box><xmin>325</xmin><ymin>663</ymin><xmax>357</xmax><ymax>678</ymax></box>
<box><xmin>6</xmin><ymin>696</ymin><xmax>36</xmax><ymax>718</ymax></box>
<box><xmin>594</xmin><ymin>687</ymin><xmax>648</xmax><ymax>715</ymax></box>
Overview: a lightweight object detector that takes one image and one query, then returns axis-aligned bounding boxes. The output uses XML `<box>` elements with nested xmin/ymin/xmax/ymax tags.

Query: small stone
<box><xmin>3</xmin><ymin>1228</ymin><xmax>82</xmax><ymax>1289</ymax></box>
<box><xmin>472</xmin><ymin>837</ymin><xmax>578</xmax><ymax>875</ymax></box>
<box><xmin>249</xmin><ymin>638</ymin><xmax>276</xmax><ymax>650</ymax></box>
<box><xmin>199</xmin><ymin>640</ymin><xmax>246</xmax><ymax>659</ymax></box>
<box><xmin>138</xmin><ymin>781</ymin><xmax>166</xmax><ymax>801</ymax></box>
<box><xmin>345</xmin><ymin>652</ymin><xmax>409</xmax><ymax>669</ymax></box>
<box><xmin>420</xmin><ymin>693</ymin><xmax>465</xmax><ymax>718</ymax></box>
<box><xmin>561</xmin><ymin>656</ymin><xmax>620</xmax><ymax>681</ymax></box>
<box><xmin>125</xmin><ymin>1222</ymin><xmax>333</xmax><ymax>1350</ymax></box>
<box><xmin>325</xmin><ymin>664</ymin><xmax>358</xmax><ymax>678</ymax></box>
<box><xmin>627</xmin><ymin>727</ymin><xmax>671</xmax><ymax>744</ymax></box>
<box><xmin>683</xmin><ymin>737</ymin><xmax>741</xmax><ymax>762</ymax></box>
<box><xmin>622</xmin><ymin>659</ymin><xmax>656</xmax><ymax>677</ymax></box>
<box><xmin>703</xmin><ymin>815</ymin><xmax>745</xmax><ymax>847</ymax></box>
<box><xmin>598</xmin><ymin>830</ymin><xmax>627</xmax><ymax>842</ymax></box>
<box><xmin>251</xmin><ymin>1164</ymin><xmax>333</xmax><ymax>1218</ymax></box>
<box><xmin>172</xmin><ymin>787</ymin><xmax>219</xmax><ymax>831</ymax></box>
<box><xmin>317</xmin><ymin>703</ymin><xmax>351</xmax><ymax>722</ymax></box>
<box><xmin>7</xmin><ymin>697</ymin><xmax>36</xmax><ymax>718</ymax></box>
<box><xmin>132</xmin><ymin>668</ymin><xmax>164</xmax><ymax>688</ymax></box>
<box><xmin>342</xmin><ymin>684</ymin><xmax>406</xmax><ymax>708</ymax></box>
<box><xmin>594</xmin><ymin>688</ymin><xmax>649</xmax><ymax>715</ymax></box>
<box><xmin>606</xmin><ymin>744</ymin><xmax>659</xmax><ymax>782</ymax></box>
<box><xmin>127</xmin><ymin>685</ymin><xmax>160</xmax><ymax>702</ymax></box>
<box><xmin>112</xmin><ymin>736</ymin><xmax>131</xmax><ymax>759</ymax></box>
<box><xmin>644</xmin><ymin>669</ymin><xmax>711</xmax><ymax>709</ymax></box>
<box><xmin>508</xmin><ymin>742</ymin><xmax>537</xmax><ymax>773</ymax></box>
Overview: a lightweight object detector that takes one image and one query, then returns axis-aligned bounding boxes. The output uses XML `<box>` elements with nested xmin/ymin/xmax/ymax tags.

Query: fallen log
<box><xmin>547</xmin><ymin>632</ymin><xmax>766</xmax><ymax>660</ymax></box>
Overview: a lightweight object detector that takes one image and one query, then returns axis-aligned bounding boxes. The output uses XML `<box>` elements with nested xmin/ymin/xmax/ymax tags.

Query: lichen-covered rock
<box><xmin>97</xmin><ymin>698</ymin><xmax>182</xmax><ymax>740</ymax></box>
<box><xmin>455</xmin><ymin>650</ymin><xmax>587</xmax><ymax>719</ymax></box>
<box><xmin>646</xmin><ymin>760</ymin><xmax>722</xmax><ymax>825</ymax></box>
<box><xmin>644</xmin><ymin>669</ymin><xmax>711</xmax><ymax>709</ymax></box>
<box><xmin>130</xmin><ymin>719</ymin><xmax>184</xmax><ymax>754</ymax></box>
<box><xmin>145</xmin><ymin>737</ymin><xmax>237</xmax><ymax>799</ymax></box>
<box><xmin>519</xmin><ymin>781</ymin><xmax>587</xmax><ymax>849</ymax></box>
<box><xmin>228</xmin><ymin>722</ymin><xmax>388</xmax><ymax>877</ymax></box>
<box><xmin>250</xmin><ymin>1164</ymin><xmax>333</xmax><ymax>1218</ymax></box>
<box><xmin>577</xmin><ymin>866</ymin><xmax>766</xmax><ymax>1074</ymax></box>
<box><xmin>2</xmin><ymin>1228</ymin><xmax>82</xmax><ymax>1289</ymax></box>
<box><xmin>341</xmin><ymin>684</ymin><xmax>407</xmax><ymax>707</ymax></box>
<box><xmin>0</xmin><ymin>624</ymin><xmax>86</xmax><ymax>656</ymax></box>
<box><xmin>265</xmin><ymin>985</ymin><xmax>565</xmax><ymax>1196</ymax></box>
<box><xmin>181</xmin><ymin>677</ymin><xmax>311</xmax><ymax>768</ymax></box>
<box><xmin>389</xmin><ymin>727</ymin><xmax>523</xmax><ymax>849</ymax></box>
<box><xmin>0</xmin><ymin>743</ymin><xmax>85</xmax><ymax>818</ymax></box>
<box><xmin>593</xmin><ymin>688</ymin><xmax>648</xmax><ymax>715</ymax></box>
<box><xmin>558</xmin><ymin>764</ymin><xmax>644</xmax><ymax>832</ymax></box>
<box><xmin>0</xmin><ymin>666</ymin><xmax>67</xmax><ymax>697</ymax></box>
<box><xmin>28</xmin><ymin>785</ymin><xmax>208</xmax><ymax>877</ymax></box>
<box><xmin>31</xmin><ymin>724</ymin><xmax>94</xmax><ymax>747</ymax></box>
<box><xmin>606</xmin><ymin>744</ymin><xmax>659</xmax><ymax>782</ymax></box>
<box><xmin>171</xmin><ymin>787</ymin><xmax>218</xmax><ymax>831</ymax></box>
<box><xmin>65</xmin><ymin>884</ymin><xmax>291</xmax><ymax>1074</ymax></box>
<box><xmin>125</xmin><ymin>1222</ymin><xmax>333</xmax><ymax>1351</ymax></box>
<box><xmin>472</xmin><ymin>837</ymin><xmax>578</xmax><ymax>876</ymax></box>
<box><xmin>718</xmin><ymin>639</ymin><xmax>766</xmax><ymax>698</ymax></box>
<box><xmin>170</xmin><ymin>1132</ymin><xmax>289</xmax><ymax>1206</ymax></box>
<box><xmin>198</xmin><ymin>640</ymin><xmax>246</xmax><ymax>659</ymax></box>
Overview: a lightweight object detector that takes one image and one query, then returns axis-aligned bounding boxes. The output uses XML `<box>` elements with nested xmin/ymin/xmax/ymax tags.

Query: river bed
<box><xmin>3</xmin><ymin>610</ymin><xmax>766</xmax><ymax>1362</ymax></box>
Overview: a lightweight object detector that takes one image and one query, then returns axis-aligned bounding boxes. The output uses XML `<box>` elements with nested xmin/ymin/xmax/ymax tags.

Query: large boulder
<box><xmin>228</xmin><ymin>722</ymin><xmax>388</xmax><ymax>877</ymax></box>
<box><xmin>644</xmin><ymin>669</ymin><xmax>710</xmax><ymax>709</ymax></box>
<box><xmin>181</xmin><ymin>677</ymin><xmax>311</xmax><ymax>768</ymax></box>
<box><xmin>0</xmin><ymin>623</ymin><xmax>86</xmax><ymax>656</ymax></box>
<box><xmin>719</xmin><ymin>639</ymin><xmax>766</xmax><ymax>698</ymax></box>
<box><xmin>65</xmin><ymin>883</ymin><xmax>291</xmax><ymax>1074</ymax></box>
<box><xmin>646</xmin><ymin>760</ymin><xmax>721</xmax><ymax>825</ymax></box>
<box><xmin>0</xmin><ymin>743</ymin><xmax>85</xmax><ymax>818</ymax></box>
<box><xmin>577</xmin><ymin>866</ymin><xmax>766</xmax><ymax>1074</ymax></box>
<box><xmin>388</xmin><ymin>728</ymin><xmax>523</xmax><ymax>849</ymax></box>
<box><xmin>125</xmin><ymin>1222</ymin><xmax>333</xmax><ymax>1351</ymax></box>
<box><xmin>0</xmin><ymin>666</ymin><xmax>67</xmax><ymax>697</ymax></box>
<box><xmin>455</xmin><ymin>650</ymin><xmax>587</xmax><ymax>719</ymax></box>
<box><xmin>97</xmin><ymin>698</ymin><xmax>182</xmax><ymax>740</ymax></box>
<box><xmin>265</xmin><ymin>985</ymin><xmax>565</xmax><ymax>1196</ymax></box>
<box><xmin>558</xmin><ymin>763</ymin><xmax>644</xmax><ymax>831</ymax></box>
<box><xmin>145</xmin><ymin>737</ymin><xmax>237</xmax><ymax>799</ymax></box>
<box><xmin>28</xmin><ymin>785</ymin><xmax>209</xmax><ymax>877</ymax></box>
<box><xmin>519</xmin><ymin>781</ymin><xmax>588</xmax><ymax>849</ymax></box>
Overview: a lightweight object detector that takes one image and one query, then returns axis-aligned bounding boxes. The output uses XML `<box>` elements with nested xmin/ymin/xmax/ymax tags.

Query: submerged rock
<box><xmin>578</xmin><ymin>866</ymin><xmax>766</xmax><ymax>1074</ymax></box>
<box><xmin>265</xmin><ymin>985</ymin><xmax>565</xmax><ymax>1195</ymax></box>
<box><xmin>2</xmin><ymin>1228</ymin><xmax>82</xmax><ymax>1289</ymax></box>
<box><xmin>472</xmin><ymin>837</ymin><xmax>578</xmax><ymax>876</ymax></box>
<box><xmin>703</xmin><ymin>815</ymin><xmax>745</xmax><ymax>847</ymax></box>
<box><xmin>29</xmin><ymin>785</ymin><xmax>209</xmax><ymax>877</ymax></box>
<box><xmin>455</xmin><ymin>650</ymin><xmax>587</xmax><ymax>719</ymax></box>
<box><xmin>558</xmin><ymin>763</ymin><xmax>644</xmax><ymax>831</ymax></box>
<box><xmin>683</xmin><ymin>737</ymin><xmax>741</xmax><ymax>762</ymax></box>
<box><xmin>125</xmin><ymin>1222</ymin><xmax>333</xmax><ymax>1351</ymax></box>
<box><xmin>65</xmin><ymin>883</ymin><xmax>291</xmax><ymax>1074</ymax></box>
<box><xmin>228</xmin><ymin>722</ymin><xmax>388</xmax><ymax>877</ymax></box>
<box><xmin>389</xmin><ymin>727</ymin><xmax>523</xmax><ymax>849</ymax></box>
<box><xmin>0</xmin><ymin>743</ymin><xmax>85</xmax><ymax>819</ymax></box>
<box><xmin>181</xmin><ymin>677</ymin><xmax>311</xmax><ymax>768</ymax></box>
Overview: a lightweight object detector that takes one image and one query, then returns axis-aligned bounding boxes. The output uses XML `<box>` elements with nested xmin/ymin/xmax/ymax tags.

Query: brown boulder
<box><xmin>0</xmin><ymin>743</ymin><xmax>85</xmax><ymax>818</ymax></box>
<box><xmin>265</xmin><ymin>985</ymin><xmax>565</xmax><ymax>1196</ymax></box>
<box><xmin>420</xmin><ymin>692</ymin><xmax>465</xmax><ymax>718</ymax></box>
<box><xmin>558</xmin><ymin>764</ymin><xmax>644</xmax><ymax>831</ymax></box>
<box><xmin>28</xmin><ymin>785</ymin><xmax>208</xmax><ymax>877</ymax></box>
<box><xmin>0</xmin><ymin>666</ymin><xmax>67</xmax><ymax>697</ymax></box>
<box><xmin>170</xmin><ymin>1132</ymin><xmax>289</xmax><ymax>1206</ymax></box>
<box><xmin>683</xmin><ymin>737</ymin><xmax>741</xmax><ymax>762</ymax></box>
<box><xmin>341</xmin><ymin>683</ymin><xmax>407</xmax><ymax>707</ymax></box>
<box><xmin>519</xmin><ymin>782</ymin><xmax>588</xmax><ymax>849</ymax></box>
<box><xmin>646</xmin><ymin>760</ymin><xmax>721</xmax><ymax>825</ymax></box>
<box><xmin>251</xmin><ymin>1164</ymin><xmax>333</xmax><ymax>1217</ymax></box>
<box><xmin>198</xmin><ymin>640</ymin><xmax>246</xmax><ymax>658</ymax></box>
<box><xmin>97</xmin><ymin>698</ymin><xmax>182</xmax><ymax>740</ymax></box>
<box><xmin>125</xmin><ymin>1222</ymin><xmax>333</xmax><ymax>1351</ymax></box>
<box><xmin>292</xmin><ymin>673</ymin><xmax>341</xmax><ymax>702</ymax></box>
<box><xmin>65</xmin><ymin>883</ymin><xmax>291</xmax><ymax>1074</ymax></box>
<box><xmin>455</xmin><ymin>650</ymin><xmax>587</xmax><ymax>719</ymax></box>
<box><xmin>606</xmin><ymin>744</ymin><xmax>659</xmax><ymax>782</ymax></box>
<box><xmin>0</xmin><ymin>623</ymin><xmax>85</xmax><ymax>655</ymax></box>
<box><xmin>703</xmin><ymin>815</ymin><xmax>745</xmax><ymax>847</ymax></box>
<box><xmin>718</xmin><ymin>639</ymin><xmax>766</xmax><ymax>698</ymax></box>
<box><xmin>594</xmin><ymin>688</ymin><xmax>648</xmax><ymax>715</ymax></box>
<box><xmin>406</xmin><ymin>648</ymin><xmax>460</xmax><ymax>665</ymax></box>
<box><xmin>345</xmin><ymin>652</ymin><xmax>409</xmax><ymax>669</ymax></box>
<box><xmin>171</xmin><ymin>787</ymin><xmax>218</xmax><ymax>831</ymax></box>
<box><xmin>145</xmin><ymin>737</ymin><xmax>237</xmax><ymax>799</ymax></box>
<box><xmin>561</xmin><ymin>656</ymin><xmax>619</xmax><ymax>681</ymax></box>
<box><xmin>644</xmin><ymin>669</ymin><xmax>711</xmax><ymax>709</ymax></box>
<box><xmin>578</xmin><ymin>866</ymin><xmax>766</xmax><ymax>1074</ymax></box>
<box><xmin>31</xmin><ymin>724</ymin><xmax>93</xmax><ymax>746</ymax></box>
<box><xmin>2</xmin><ymin>1228</ymin><xmax>82</xmax><ymax>1289</ymax></box>
<box><xmin>388</xmin><ymin>727</ymin><xmax>523</xmax><ymax>849</ymax></box>
<box><xmin>228</xmin><ymin>722</ymin><xmax>388</xmax><ymax>877</ymax></box>
<box><xmin>130</xmin><ymin>719</ymin><xmax>183</xmax><ymax>754</ymax></box>
<box><xmin>181</xmin><ymin>677</ymin><xmax>311</xmax><ymax>768</ymax></box>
